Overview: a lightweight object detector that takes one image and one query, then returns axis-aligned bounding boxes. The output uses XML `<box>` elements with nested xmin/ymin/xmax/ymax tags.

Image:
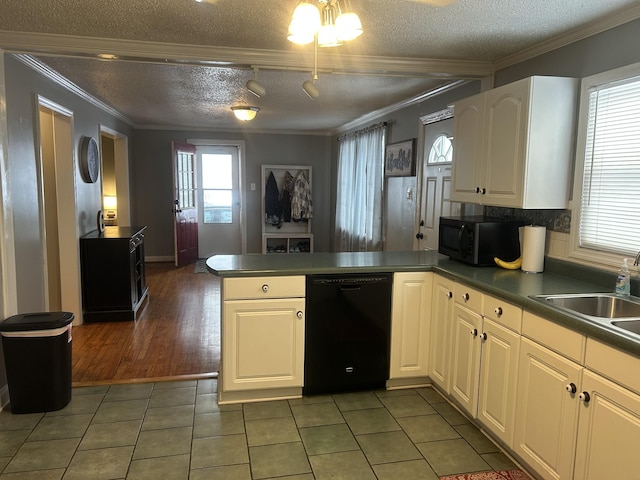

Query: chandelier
<box><xmin>287</xmin><ymin>0</ymin><xmax>363</xmax><ymax>47</ymax></box>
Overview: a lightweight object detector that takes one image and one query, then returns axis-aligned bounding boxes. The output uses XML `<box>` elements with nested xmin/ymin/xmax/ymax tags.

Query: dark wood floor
<box><xmin>71</xmin><ymin>262</ymin><xmax>220</xmax><ymax>386</ymax></box>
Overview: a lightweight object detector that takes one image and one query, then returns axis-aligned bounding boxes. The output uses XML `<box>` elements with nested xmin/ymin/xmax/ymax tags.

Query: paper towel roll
<box><xmin>521</xmin><ymin>226</ymin><xmax>546</xmax><ymax>273</ymax></box>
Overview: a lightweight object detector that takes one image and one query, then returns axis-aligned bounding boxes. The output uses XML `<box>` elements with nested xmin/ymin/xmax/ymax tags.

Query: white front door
<box><xmin>415</xmin><ymin>114</ymin><xmax>461</xmax><ymax>250</ymax></box>
<box><xmin>196</xmin><ymin>145</ymin><xmax>242</xmax><ymax>256</ymax></box>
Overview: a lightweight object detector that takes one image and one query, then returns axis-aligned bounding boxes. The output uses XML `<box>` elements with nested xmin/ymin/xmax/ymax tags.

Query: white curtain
<box><xmin>334</xmin><ymin>124</ymin><xmax>387</xmax><ymax>251</ymax></box>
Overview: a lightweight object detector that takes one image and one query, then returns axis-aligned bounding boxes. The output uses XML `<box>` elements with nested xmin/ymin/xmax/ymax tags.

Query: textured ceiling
<box><xmin>1</xmin><ymin>0</ymin><xmax>639</xmax><ymax>132</ymax></box>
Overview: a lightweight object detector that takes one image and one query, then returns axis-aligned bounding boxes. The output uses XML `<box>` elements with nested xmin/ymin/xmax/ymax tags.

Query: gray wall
<box><xmin>4</xmin><ymin>54</ymin><xmax>134</xmax><ymax>313</ymax></box>
<box><xmin>495</xmin><ymin>18</ymin><xmax>640</xmax><ymax>86</ymax></box>
<box><xmin>131</xmin><ymin>130</ymin><xmax>332</xmax><ymax>256</ymax></box>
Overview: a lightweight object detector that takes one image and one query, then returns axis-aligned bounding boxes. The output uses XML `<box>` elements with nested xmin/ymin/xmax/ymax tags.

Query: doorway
<box><xmin>100</xmin><ymin>127</ymin><xmax>130</xmax><ymax>226</ymax></box>
<box><xmin>196</xmin><ymin>145</ymin><xmax>242</xmax><ymax>256</ymax></box>
<box><xmin>415</xmin><ymin>109</ymin><xmax>462</xmax><ymax>251</ymax></box>
<box><xmin>37</xmin><ymin>97</ymin><xmax>82</xmax><ymax>320</ymax></box>
<box><xmin>188</xmin><ymin>139</ymin><xmax>247</xmax><ymax>257</ymax></box>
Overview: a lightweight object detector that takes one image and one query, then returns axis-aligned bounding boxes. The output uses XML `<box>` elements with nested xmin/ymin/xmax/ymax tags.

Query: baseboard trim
<box><xmin>145</xmin><ymin>256</ymin><xmax>174</xmax><ymax>263</ymax></box>
<box><xmin>72</xmin><ymin>371</ymin><xmax>218</xmax><ymax>388</ymax></box>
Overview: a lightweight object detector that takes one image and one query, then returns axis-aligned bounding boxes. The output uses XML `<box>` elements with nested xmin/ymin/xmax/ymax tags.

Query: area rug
<box><xmin>439</xmin><ymin>470</ymin><xmax>530</xmax><ymax>480</ymax></box>
<box><xmin>194</xmin><ymin>258</ymin><xmax>208</xmax><ymax>273</ymax></box>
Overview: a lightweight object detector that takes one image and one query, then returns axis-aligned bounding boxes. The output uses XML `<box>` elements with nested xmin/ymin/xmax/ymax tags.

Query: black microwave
<box><xmin>438</xmin><ymin>216</ymin><xmax>522</xmax><ymax>266</ymax></box>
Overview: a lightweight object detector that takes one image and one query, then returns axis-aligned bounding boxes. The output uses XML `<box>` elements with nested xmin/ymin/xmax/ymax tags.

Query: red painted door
<box><xmin>172</xmin><ymin>142</ymin><xmax>199</xmax><ymax>267</ymax></box>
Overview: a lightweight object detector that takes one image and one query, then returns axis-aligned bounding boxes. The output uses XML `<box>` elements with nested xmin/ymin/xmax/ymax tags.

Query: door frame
<box><xmin>0</xmin><ymin>52</ymin><xmax>18</xmax><ymax>318</ymax></box>
<box><xmin>36</xmin><ymin>95</ymin><xmax>83</xmax><ymax>322</ymax></box>
<box><xmin>188</xmin><ymin>138</ymin><xmax>247</xmax><ymax>254</ymax></box>
<box><xmin>414</xmin><ymin>108</ymin><xmax>454</xmax><ymax>250</ymax></box>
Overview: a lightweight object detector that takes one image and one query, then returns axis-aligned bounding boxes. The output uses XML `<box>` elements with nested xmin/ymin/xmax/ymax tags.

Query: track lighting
<box><xmin>246</xmin><ymin>67</ymin><xmax>266</xmax><ymax>97</ymax></box>
<box><xmin>303</xmin><ymin>80</ymin><xmax>320</xmax><ymax>99</ymax></box>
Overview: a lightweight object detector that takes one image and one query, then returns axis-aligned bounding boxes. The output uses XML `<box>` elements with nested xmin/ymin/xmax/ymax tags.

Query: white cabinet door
<box><xmin>450</xmin><ymin>94</ymin><xmax>485</xmax><ymax>204</ymax></box>
<box><xmin>574</xmin><ymin>369</ymin><xmax>640</xmax><ymax>480</ymax></box>
<box><xmin>390</xmin><ymin>272</ymin><xmax>433</xmax><ymax>379</ymax></box>
<box><xmin>429</xmin><ymin>275</ymin><xmax>455</xmax><ymax>393</ymax></box>
<box><xmin>223</xmin><ymin>298</ymin><xmax>305</xmax><ymax>392</ymax></box>
<box><xmin>450</xmin><ymin>76</ymin><xmax>577</xmax><ymax>209</ymax></box>
<box><xmin>482</xmin><ymin>81</ymin><xmax>528</xmax><ymax>207</ymax></box>
<box><xmin>514</xmin><ymin>337</ymin><xmax>582</xmax><ymax>480</ymax></box>
<box><xmin>450</xmin><ymin>302</ymin><xmax>482</xmax><ymax>414</ymax></box>
<box><xmin>477</xmin><ymin>317</ymin><xmax>520</xmax><ymax>448</ymax></box>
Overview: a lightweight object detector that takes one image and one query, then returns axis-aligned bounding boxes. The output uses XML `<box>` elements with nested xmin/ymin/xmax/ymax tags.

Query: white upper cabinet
<box><xmin>451</xmin><ymin>76</ymin><xmax>578</xmax><ymax>209</ymax></box>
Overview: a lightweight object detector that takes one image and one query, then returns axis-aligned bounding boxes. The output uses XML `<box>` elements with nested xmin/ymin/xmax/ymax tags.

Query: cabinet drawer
<box><xmin>585</xmin><ymin>338</ymin><xmax>640</xmax><ymax>395</ymax></box>
<box><xmin>522</xmin><ymin>311</ymin><xmax>585</xmax><ymax>364</ymax></box>
<box><xmin>483</xmin><ymin>294</ymin><xmax>522</xmax><ymax>333</ymax></box>
<box><xmin>454</xmin><ymin>283</ymin><xmax>483</xmax><ymax>312</ymax></box>
<box><xmin>223</xmin><ymin>276</ymin><xmax>305</xmax><ymax>300</ymax></box>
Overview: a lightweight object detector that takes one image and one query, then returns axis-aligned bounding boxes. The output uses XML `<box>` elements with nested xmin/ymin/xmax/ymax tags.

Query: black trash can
<box><xmin>0</xmin><ymin>312</ymin><xmax>74</xmax><ymax>414</ymax></box>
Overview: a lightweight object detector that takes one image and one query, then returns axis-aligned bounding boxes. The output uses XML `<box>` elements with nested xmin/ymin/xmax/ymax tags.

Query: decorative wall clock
<box><xmin>79</xmin><ymin>136</ymin><xmax>100</xmax><ymax>183</ymax></box>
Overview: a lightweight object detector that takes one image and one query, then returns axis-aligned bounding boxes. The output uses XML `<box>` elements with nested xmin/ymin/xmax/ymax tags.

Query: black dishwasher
<box><xmin>304</xmin><ymin>273</ymin><xmax>393</xmax><ymax>395</ymax></box>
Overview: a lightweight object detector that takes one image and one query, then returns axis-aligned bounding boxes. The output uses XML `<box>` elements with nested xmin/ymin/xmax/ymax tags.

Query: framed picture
<box><xmin>385</xmin><ymin>139</ymin><xmax>416</xmax><ymax>176</ymax></box>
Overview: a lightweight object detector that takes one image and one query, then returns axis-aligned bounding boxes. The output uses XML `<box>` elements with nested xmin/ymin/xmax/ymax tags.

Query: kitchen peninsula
<box><xmin>208</xmin><ymin>250</ymin><xmax>640</xmax><ymax>480</ymax></box>
<box><xmin>207</xmin><ymin>251</ymin><xmax>639</xmax><ymax>356</ymax></box>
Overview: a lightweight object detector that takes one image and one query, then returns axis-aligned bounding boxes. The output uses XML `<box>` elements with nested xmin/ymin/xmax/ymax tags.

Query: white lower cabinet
<box><xmin>449</xmin><ymin>287</ymin><xmax>521</xmax><ymax>449</ymax></box>
<box><xmin>221</xmin><ymin>276</ymin><xmax>305</xmax><ymax>396</ymax></box>
<box><xmin>390</xmin><ymin>272</ymin><xmax>433</xmax><ymax>379</ymax></box>
<box><xmin>223</xmin><ymin>298</ymin><xmax>305</xmax><ymax>391</ymax></box>
<box><xmin>476</xmin><ymin>317</ymin><xmax>520</xmax><ymax>447</ymax></box>
<box><xmin>513</xmin><ymin>337</ymin><xmax>583</xmax><ymax>480</ymax></box>
<box><xmin>450</xmin><ymin>301</ymin><xmax>482</xmax><ymax>413</ymax></box>
<box><xmin>573</xmin><ymin>369</ymin><xmax>640</xmax><ymax>480</ymax></box>
<box><xmin>428</xmin><ymin>274</ymin><xmax>455</xmax><ymax>393</ymax></box>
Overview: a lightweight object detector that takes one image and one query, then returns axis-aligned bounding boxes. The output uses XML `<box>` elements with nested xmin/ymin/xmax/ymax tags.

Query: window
<box><xmin>572</xmin><ymin>63</ymin><xmax>640</xmax><ymax>264</ymax></box>
<box><xmin>428</xmin><ymin>134</ymin><xmax>453</xmax><ymax>164</ymax></box>
<box><xmin>334</xmin><ymin>124</ymin><xmax>387</xmax><ymax>252</ymax></box>
<box><xmin>201</xmin><ymin>153</ymin><xmax>233</xmax><ymax>224</ymax></box>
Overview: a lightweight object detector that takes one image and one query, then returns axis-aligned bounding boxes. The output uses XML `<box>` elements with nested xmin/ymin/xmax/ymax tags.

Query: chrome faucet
<box><xmin>634</xmin><ymin>250</ymin><xmax>640</xmax><ymax>266</ymax></box>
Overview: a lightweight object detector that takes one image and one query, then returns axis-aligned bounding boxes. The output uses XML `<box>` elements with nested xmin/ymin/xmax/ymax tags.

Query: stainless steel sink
<box><xmin>530</xmin><ymin>293</ymin><xmax>640</xmax><ymax>319</ymax></box>
<box><xmin>529</xmin><ymin>293</ymin><xmax>640</xmax><ymax>340</ymax></box>
<box><xmin>611</xmin><ymin>320</ymin><xmax>640</xmax><ymax>335</ymax></box>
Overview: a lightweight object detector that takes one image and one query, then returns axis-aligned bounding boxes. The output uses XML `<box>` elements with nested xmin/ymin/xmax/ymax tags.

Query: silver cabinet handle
<box><xmin>261</xmin><ymin>284</ymin><xmax>269</xmax><ymax>293</ymax></box>
<box><xmin>579</xmin><ymin>391</ymin><xmax>591</xmax><ymax>403</ymax></box>
<box><xmin>462</xmin><ymin>293</ymin><xmax>470</xmax><ymax>302</ymax></box>
<box><xmin>446</xmin><ymin>291</ymin><xmax>453</xmax><ymax>299</ymax></box>
<box><xmin>494</xmin><ymin>307</ymin><xmax>503</xmax><ymax>317</ymax></box>
<box><xmin>297</xmin><ymin>311</ymin><xmax>303</xmax><ymax>319</ymax></box>
<box><xmin>565</xmin><ymin>383</ymin><xmax>577</xmax><ymax>394</ymax></box>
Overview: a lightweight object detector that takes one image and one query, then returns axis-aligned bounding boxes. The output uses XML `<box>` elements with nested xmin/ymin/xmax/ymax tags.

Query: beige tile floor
<box><xmin>0</xmin><ymin>380</ymin><xmax>524</xmax><ymax>479</ymax></box>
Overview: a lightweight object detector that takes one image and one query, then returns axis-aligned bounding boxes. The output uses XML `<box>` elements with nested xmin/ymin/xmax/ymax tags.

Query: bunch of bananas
<box><xmin>494</xmin><ymin>256</ymin><xmax>522</xmax><ymax>270</ymax></box>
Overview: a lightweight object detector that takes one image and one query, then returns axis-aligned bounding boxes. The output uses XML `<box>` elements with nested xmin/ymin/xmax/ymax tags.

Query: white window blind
<box><xmin>580</xmin><ymin>75</ymin><xmax>640</xmax><ymax>255</ymax></box>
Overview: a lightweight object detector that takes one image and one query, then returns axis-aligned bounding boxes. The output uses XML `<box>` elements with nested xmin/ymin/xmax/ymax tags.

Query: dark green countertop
<box><xmin>206</xmin><ymin>251</ymin><xmax>640</xmax><ymax>357</ymax></box>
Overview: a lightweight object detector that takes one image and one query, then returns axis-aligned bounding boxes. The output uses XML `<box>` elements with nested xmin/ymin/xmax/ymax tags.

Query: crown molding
<box><xmin>14</xmin><ymin>54</ymin><xmax>134</xmax><ymax>126</ymax></box>
<box><xmin>336</xmin><ymin>80</ymin><xmax>470</xmax><ymax>133</ymax></box>
<box><xmin>0</xmin><ymin>31</ymin><xmax>493</xmax><ymax>79</ymax></box>
<box><xmin>494</xmin><ymin>5</ymin><xmax>640</xmax><ymax>71</ymax></box>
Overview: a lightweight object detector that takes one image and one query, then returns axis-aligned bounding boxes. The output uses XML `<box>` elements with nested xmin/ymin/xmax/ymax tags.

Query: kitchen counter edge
<box><xmin>206</xmin><ymin>251</ymin><xmax>640</xmax><ymax>356</ymax></box>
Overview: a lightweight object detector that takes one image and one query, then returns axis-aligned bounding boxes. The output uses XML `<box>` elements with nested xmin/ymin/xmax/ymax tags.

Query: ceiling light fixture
<box><xmin>231</xmin><ymin>106</ymin><xmax>259</xmax><ymax>121</ymax></box>
<box><xmin>246</xmin><ymin>67</ymin><xmax>266</xmax><ymax>97</ymax></box>
<box><xmin>288</xmin><ymin>0</ymin><xmax>362</xmax><ymax>48</ymax></box>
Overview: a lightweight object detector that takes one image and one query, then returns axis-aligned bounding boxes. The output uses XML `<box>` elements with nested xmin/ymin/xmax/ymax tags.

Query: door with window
<box><xmin>173</xmin><ymin>142</ymin><xmax>198</xmax><ymax>267</ymax></box>
<box><xmin>197</xmin><ymin>145</ymin><xmax>242</xmax><ymax>256</ymax></box>
<box><xmin>415</xmin><ymin>115</ymin><xmax>461</xmax><ymax>250</ymax></box>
